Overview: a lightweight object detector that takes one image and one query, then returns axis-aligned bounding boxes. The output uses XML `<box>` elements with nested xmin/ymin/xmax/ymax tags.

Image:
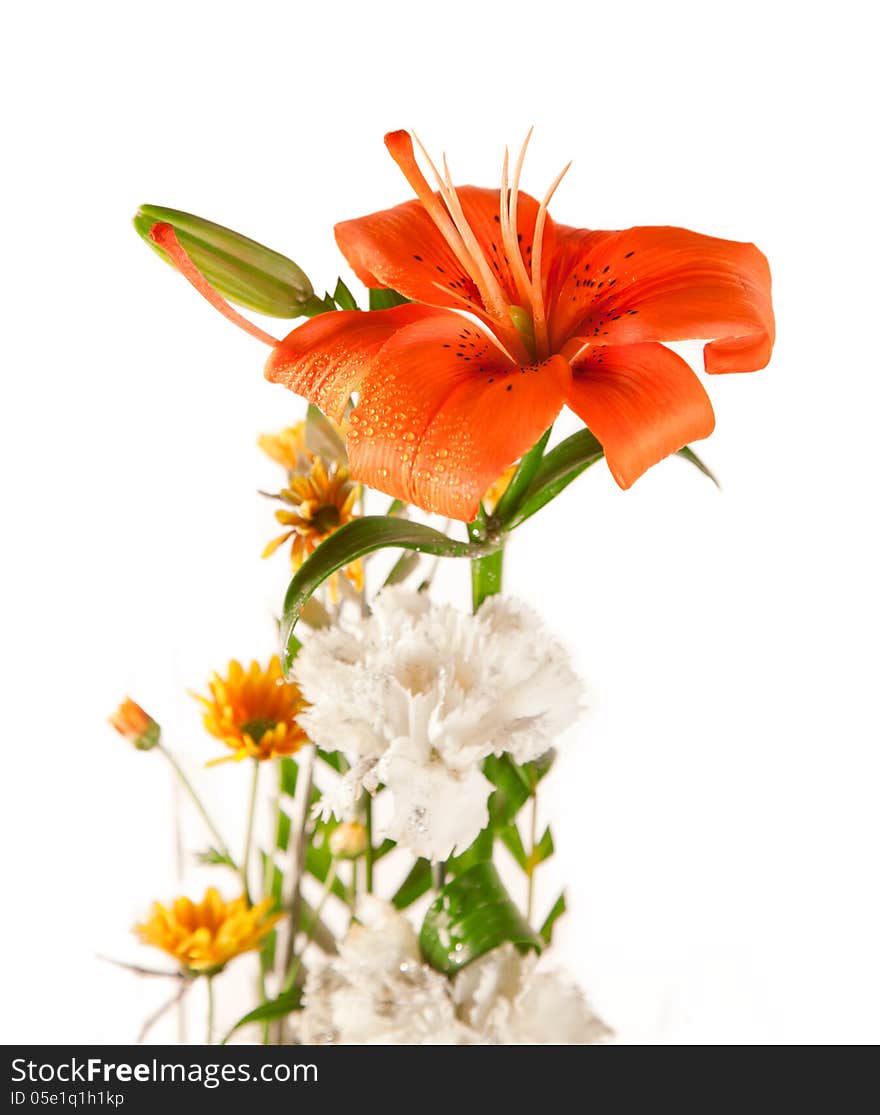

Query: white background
<box><xmin>2</xmin><ymin>0</ymin><xmax>878</xmax><ymax>1045</ymax></box>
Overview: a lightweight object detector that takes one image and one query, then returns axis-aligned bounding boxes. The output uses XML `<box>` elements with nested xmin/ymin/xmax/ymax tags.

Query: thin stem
<box><xmin>526</xmin><ymin>792</ymin><xmax>538</xmax><ymax>922</ymax></box>
<box><xmin>205</xmin><ymin>976</ymin><xmax>215</xmax><ymax>1045</ymax></box>
<box><xmin>170</xmin><ymin>778</ymin><xmax>187</xmax><ymax>1044</ymax></box>
<box><xmin>282</xmin><ymin>864</ymin><xmax>338</xmax><ymax>994</ymax></box>
<box><xmin>349</xmin><ymin>857</ymin><xmax>358</xmax><ymax>916</ymax></box>
<box><xmin>158</xmin><ymin>744</ymin><xmax>236</xmax><ymax>867</ymax></box>
<box><xmin>433</xmin><ymin>862</ymin><xmax>447</xmax><ymax>892</ymax></box>
<box><xmin>277</xmin><ymin>747</ymin><xmax>316</xmax><ymax>989</ymax></box>
<box><xmin>136</xmin><ymin>979</ymin><xmax>190</xmax><ymax>1044</ymax></box>
<box><xmin>364</xmin><ymin>796</ymin><xmax>374</xmax><ymax>894</ymax></box>
<box><xmin>259</xmin><ymin>762</ymin><xmax>284</xmax><ymax>1043</ymax></box>
<box><xmin>240</xmin><ymin>761</ymin><xmax>260</xmax><ymax>903</ymax></box>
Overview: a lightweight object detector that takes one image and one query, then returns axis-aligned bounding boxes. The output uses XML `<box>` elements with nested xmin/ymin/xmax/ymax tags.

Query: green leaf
<box><xmin>676</xmin><ymin>445</ymin><xmax>720</xmax><ymax>488</ymax></box>
<box><xmin>302</xmin><ymin>292</ymin><xmax>338</xmax><ymax>317</ymax></box>
<box><xmin>384</xmin><ymin>549</ymin><xmax>421</xmax><ymax>587</ymax></box>
<box><xmin>195</xmin><ymin>846</ymin><xmax>236</xmax><ymax>869</ymax></box>
<box><xmin>419</xmin><ymin>862</ymin><xmax>542</xmax><ymax>975</ymax></box>
<box><xmin>332</xmin><ymin>277</ymin><xmax>359</xmax><ymax>311</ymax></box>
<box><xmin>532</xmin><ymin>825</ymin><xmax>554</xmax><ymax>866</ymax></box>
<box><xmin>490</xmin><ymin>426</ymin><xmax>552</xmax><ymax>522</ymax></box>
<box><xmin>447</xmin><ymin>827</ymin><xmax>494</xmax><ymax>874</ymax></box>
<box><xmin>316</xmin><ymin>747</ymin><xmax>346</xmax><ymax>773</ymax></box>
<box><xmin>279</xmin><ymin>757</ymin><xmax>299</xmax><ymax>797</ymax></box>
<box><xmin>221</xmin><ymin>988</ymin><xmax>302</xmax><ymax>1043</ymax></box>
<box><xmin>281</xmin><ymin>518</ymin><xmax>498</xmax><ymax>671</ymax></box>
<box><xmin>498</xmin><ymin>822</ymin><xmax>528</xmax><ymax>869</ymax></box>
<box><xmin>503</xmin><ymin>429</ymin><xmax>605</xmax><ymax>530</ymax></box>
<box><xmin>540</xmin><ymin>892</ymin><xmax>567</xmax><ymax>944</ymax></box>
<box><xmin>305</xmin><ymin>819</ymin><xmax>350</xmax><ymax>902</ymax></box>
<box><xmin>372</xmin><ymin>838</ymin><xmax>397</xmax><ymax>862</ymax></box>
<box><xmin>500</xmin><ymin>430</ymin><xmax>718</xmax><ymax>531</ymax></box>
<box><xmin>484</xmin><ymin>755</ymin><xmax>532</xmax><ymax>826</ymax></box>
<box><xmin>133</xmin><ymin>204</ymin><xmax>314</xmax><ymax>318</ymax></box>
<box><xmin>524</xmin><ymin>748</ymin><xmax>556</xmax><ymax>787</ymax></box>
<box><xmin>392</xmin><ymin>858</ymin><xmax>432</xmax><ymax>909</ymax></box>
<box><xmin>275</xmin><ymin>810</ymin><xmax>292</xmax><ymax>854</ymax></box>
<box><xmin>369</xmin><ymin>287</ymin><xmax>410</xmax><ymax>310</ymax></box>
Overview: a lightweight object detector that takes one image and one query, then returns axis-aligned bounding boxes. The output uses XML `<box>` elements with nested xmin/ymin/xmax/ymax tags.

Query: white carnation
<box><xmin>294</xmin><ymin>588</ymin><xmax>584</xmax><ymax>860</ymax></box>
<box><xmin>292</xmin><ymin>899</ymin><xmax>471</xmax><ymax>1045</ymax></box>
<box><xmin>292</xmin><ymin>900</ymin><xmax>609</xmax><ymax>1046</ymax></box>
<box><xmin>453</xmin><ymin>943</ymin><xmax>612</xmax><ymax>1045</ymax></box>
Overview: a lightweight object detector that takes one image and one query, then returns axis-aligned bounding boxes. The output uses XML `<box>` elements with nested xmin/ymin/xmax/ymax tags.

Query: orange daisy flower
<box><xmin>135</xmin><ymin>888</ymin><xmax>281</xmax><ymax>974</ymax></box>
<box><xmin>193</xmin><ymin>656</ymin><xmax>309</xmax><ymax>763</ymax></box>
<box><xmin>150</xmin><ymin>131</ymin><xmax>773</xmax><ymax>521</ymax></box>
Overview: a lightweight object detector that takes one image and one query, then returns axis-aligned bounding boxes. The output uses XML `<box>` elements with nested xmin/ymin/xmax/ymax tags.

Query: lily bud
<box><xmin>109</xmin><ymin>698</ymin><xmax>160</xmax><ymax>751</ymax></box>
<box><xmin>133</xmin><ymin>204</ymin><xmax>316</xmax><ymax>318</ymax></box>
<box><xmin>329</xmin><ymin>821</ymin><xmax>368</xmax><ymax>859</ymax></box>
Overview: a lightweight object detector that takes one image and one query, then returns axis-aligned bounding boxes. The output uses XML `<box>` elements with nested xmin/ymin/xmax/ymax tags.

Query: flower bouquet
<box><xmin>115</xmin><ymin>129</ymin><xmax>773</xmax><ymax>1044</ymax></box>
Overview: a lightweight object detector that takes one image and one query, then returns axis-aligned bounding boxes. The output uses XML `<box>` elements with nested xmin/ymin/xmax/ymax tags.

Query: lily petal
<box><xmin>547</xmin><ymin>225</ymin><xmax>774</xmax><ymax>373</ymax></box>
<box><xmin>264</xmin><ymin>303</ymin><xmax>437</xmax><ymax>420</ymax></box>
<box><xmin>347</xmin><ymin>315</ymin><xmax>571</xmax><ymax>520</ymax></box>
<box><xmin>567</xmin><ymin>342</ymin><xmax>715</xmax><ymax>488</ymax></box>
<box><xmin>335</xmin><ymin>187</ymin><xmax>542</xmax><ymax>320</ymax></box>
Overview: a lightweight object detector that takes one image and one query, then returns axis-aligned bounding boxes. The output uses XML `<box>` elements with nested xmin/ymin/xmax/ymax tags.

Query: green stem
<box><xmin>492</xmin><ymin>425</ymin><xmax>552</xmax><ymax>525</ymax></box>
<box><xmin>468</xmin><ymin>509</ymin><xmax>506</xmax><ymax>612</ymax></box>
<box><xmin>158</xmin><ymin>744</ymin><xmax>235</xmax><ymax>867</ymax></box>
<box><xmin>364</xmin><ymin>796</ymin><xmax>374</xmax><ymax>894</ymax></box>
<box><xmin>278</xmin><ymin>748</ymin><xmax>315</xmax><ymax>990</ymax></box>
<box><xmin>282</xmin><ymin>863</ymin><xmax>338</xmax><ymax>994</ymax></box>
<box><xmin>241</xmin><ymin>761</ymin><xmax>260</xmax><ymax>903</ymax></box>
<box><xmin>205</xmin><ymin>976</ymin><xmax>214</xmax><ymax>1045</ymax></box>
<box><xmin>526</xmin><ymin>792</ymin><xmax>538</xmax><ymax>922</ymax></box>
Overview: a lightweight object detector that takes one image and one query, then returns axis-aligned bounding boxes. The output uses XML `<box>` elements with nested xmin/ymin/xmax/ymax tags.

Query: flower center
<box><xmin>312</xmin><ymin>504</ymin><xmax>341</xmax><ymax>534</ymax></box>
<box><xmin>385</xmin><ymin>130</ymin><xmax>570</xmax><ymax>364</ymax></box>
<box><xmin>241</xmin><ymin>717</ymin><xmax>276</xmax><ymax>743</ymax></box>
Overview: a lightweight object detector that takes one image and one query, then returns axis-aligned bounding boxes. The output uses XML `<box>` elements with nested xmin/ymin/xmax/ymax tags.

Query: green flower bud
<box><xmin>133</xmin><ymin>204</ymin><xmax>316</xmax><ymax>318</ymax></box>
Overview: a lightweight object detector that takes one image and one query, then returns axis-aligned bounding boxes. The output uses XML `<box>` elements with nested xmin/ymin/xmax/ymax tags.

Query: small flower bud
<box><xmin>329</xmin><ymin>821</ymin><xmax>368</xmax><ymax>859</ymax></box>
<box><xmin>133</xmin><ymin>204</ymin><xmax>317</xmax><ymax>318</ymax></box>
<box><xmin>109</xmin><ymin>698</ymin><xmax>160</xmax><ymax>751</ymax></box>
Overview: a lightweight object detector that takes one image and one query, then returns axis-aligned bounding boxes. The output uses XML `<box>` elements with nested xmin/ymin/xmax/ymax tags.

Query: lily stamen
<box><xmin>530</xmin><ymin>160</ymin><xmax>572</xmax><ymax>360</ymax></box>
<box><xmin>503</xmin><ymin>129</ymin><xmax>536</xmax><ymax>308</ymax></box>
<box><xmin>407</xmin><ymin>133</ymin><xmax>532</xmax><ymax>364</ymax></box>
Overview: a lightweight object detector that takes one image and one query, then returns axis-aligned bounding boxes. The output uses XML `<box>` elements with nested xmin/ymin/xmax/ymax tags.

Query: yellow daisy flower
<box><xmin>263</xmin><ymin>457</ymin><xmax>363</xmax><ymax>596</ymax></box>
<box><xmin>135</xmin><ymin>888</ymin><xmax>280</xmax><ymax>975</ymax></box>
<box><xmin>193</xmin><ymin>656</ymin><xmax>309</xmax><ymax>764</ymax></box>
<box><xmin>258</xmin><ymin>422</ymin><xmax>309</xmax><ymax>472</ymax></box>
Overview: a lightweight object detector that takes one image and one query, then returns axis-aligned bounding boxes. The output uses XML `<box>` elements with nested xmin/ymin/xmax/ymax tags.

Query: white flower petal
<box><xmin>293</xmin><ymin>588</ymin><xmax>584</xmax><ymax>859</ymax></box>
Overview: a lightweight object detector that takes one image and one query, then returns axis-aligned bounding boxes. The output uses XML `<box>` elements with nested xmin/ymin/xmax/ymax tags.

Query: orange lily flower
<box><xmin>151</xmin><ymin>131</ymin><xmax>773</xmax><ymax>521</ymax></box>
